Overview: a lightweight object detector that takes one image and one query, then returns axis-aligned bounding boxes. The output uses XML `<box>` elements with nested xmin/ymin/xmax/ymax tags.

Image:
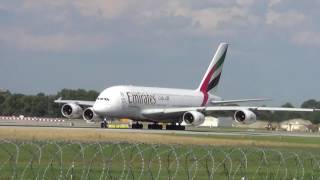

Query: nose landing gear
<box><xmin>100</xmin><ymin>120</ymin><xmax>108</xmax><ymax>128</ymax></box>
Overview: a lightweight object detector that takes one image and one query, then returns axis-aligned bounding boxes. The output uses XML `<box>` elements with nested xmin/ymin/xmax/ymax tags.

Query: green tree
<box><xmin>301</xmin><ymin>99</ymin><xmax>320</xmax><ymax>124</ymax></box>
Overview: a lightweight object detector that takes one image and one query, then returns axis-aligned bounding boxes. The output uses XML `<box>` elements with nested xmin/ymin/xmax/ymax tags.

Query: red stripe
<box><xmin>201</xmin><ymin>91</ymin><xmax>209</xmax><ymax>106</ymax></box>
<box><xmin>200</xmin><ymin>63</ymin><xmax>219</xmax><ymax>93</ymax></box>
<box><xmin>200</xmin><ymin>63</ymin><xmax>219</xmax><ymax>106</ymax></box>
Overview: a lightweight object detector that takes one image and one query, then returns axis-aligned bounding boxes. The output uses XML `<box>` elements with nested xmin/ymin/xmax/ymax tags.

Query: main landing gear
<box><xmin>165</xmin><ymin>123</ymin><xmax>185</xmax><ymax>130</ymax></box>
<box><xmin>148</xmin><ymin>123</ymin><xmax>163</xmax><ymax>130</ymax></box>
<box><xmin>132</xmin><ymin>122</ymin><xmax>143</xmax><ymax>129</ymax></box>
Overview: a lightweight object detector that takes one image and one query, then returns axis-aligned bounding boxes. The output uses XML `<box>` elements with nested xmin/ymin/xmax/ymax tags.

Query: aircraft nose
<box><xmin>93</xmin><ymin>102</ymin><xmax>107</xmax><ymax>116</ymax></box>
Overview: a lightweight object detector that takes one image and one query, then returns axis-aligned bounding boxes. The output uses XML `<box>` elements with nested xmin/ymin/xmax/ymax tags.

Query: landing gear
<box><xmin>166</xmin><ymin>123</ymin><xmax>185</xmax><ymax>130</ymax></box>
<box><xmin>132</xmin><ymin>122</ymin><xmax>143</xmax><ymax>129</ymax></box>
<box><xmin>100</xmin><ymin>121</ymin><xmax>108</xmax><ymax>128</ymax></box>
<box><xmin>148</xmin><ymin>123</ymin><xmax>163</xmax><ymax>130</ymax></box>
<box><xmin>100</xmin><ymin>118</ymin><xmax>108</xmax><ymax>128</ymax></box>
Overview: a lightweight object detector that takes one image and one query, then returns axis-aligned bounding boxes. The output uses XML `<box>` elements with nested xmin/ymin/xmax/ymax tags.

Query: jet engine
<box><xmin>83</xmin><ymin>107</ymin><xmax>100</xmax><ymax>122</ymax></box>
<box><xmin>61</xmin><ymin>103</ymin><xmax>83</xmax><ymax>119</ymax></box>
<box><xmin>234</xmin><ymin>109</ymin><xmax>256</xmax><ymax>124</ymax></box>
<box><xmin>182</xmin><ymin>111</ymin><xmax>205</xmax><ymax>126</ymax></box>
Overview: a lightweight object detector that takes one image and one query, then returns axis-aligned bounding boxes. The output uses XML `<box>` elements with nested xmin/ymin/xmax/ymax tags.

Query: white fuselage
<box><xmin>93</xmin><ymin>86</ymin><xmax>220</xmax><ymax>122</ymax></box>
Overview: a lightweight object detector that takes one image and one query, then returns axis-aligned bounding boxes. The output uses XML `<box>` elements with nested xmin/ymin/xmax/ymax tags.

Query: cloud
<box><xmin>236</xmin><ymin>0</ymin><xmax>255</xmax><ymax>6</ymax></box>
<box><xmin>292</xmin><ymin>31</ymin><xmax>320</xmax><ymax>46</ymax></box>
<box><xmin>2</xmin><ymin>0</ymin><xmax>261</xmax><ymax>37</ymax></box>
<box><xmin>21</xmin><ymin>0</ymin><xmax>130</xmax><ymax>19</ymax></box>
<box><xmin>73</xmin><ymin>0</ymin><xmax>129</xmax><ymax>18</ymax></box>
<box><xmin>22</xmin><ymin>0</ymin><xmax>68</xmax><ymax>9</ymax></box>
<box><xmin>174</xmin><ymin>6</ymin><xmax>259</xmax><ymax>36</ymax></box>
<box><xmin>265</xmin><ymin>10</ymin><xmax>310</xmax><ymax>28</ymax></box>
<box><xmin>1</xmin><ymin>0</ymin><xmax>318</xmax><ymax>49</ymax></box>
<box><xmin>0</xmin><ymin>3</ymin><xmax>8</xmax><ymax>11</ymax></box>
<box><xmin>0</xmin><ymin>29</ymin><xmax>108</xmax><ymax>52</ymax></box>
<box><xmin>268</xmin><ymin>0</ymin><xmax>284</xmax><ymax>7</ymax></box>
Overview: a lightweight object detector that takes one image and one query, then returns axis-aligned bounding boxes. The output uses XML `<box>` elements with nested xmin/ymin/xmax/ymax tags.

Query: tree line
<box><xmin>0</xmin><ymin>89</ymin><xmax>98</xmax><ymax>118</ymax></box>
<box><xmin>0</xmin><ymin>89</ymin><xmax>320</xmax><ymax>124</ymax></box>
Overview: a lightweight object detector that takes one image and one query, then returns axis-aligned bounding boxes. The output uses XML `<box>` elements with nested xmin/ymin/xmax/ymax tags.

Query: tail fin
<box><xmin>197</xmin><ymin>43</ymin><xmax>228</xmax><ymax>94</ymax></box>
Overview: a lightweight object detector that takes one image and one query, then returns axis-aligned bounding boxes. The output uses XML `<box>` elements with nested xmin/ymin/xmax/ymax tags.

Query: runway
<box><xmin>1</xmin><ymin>116</ymin><xmax>320</xmax><ymax>138</ymax></box>
<box><xmin>95</xmin><ymin>128</ymin><xmax>320</xmax><ymax>138</ymax></box>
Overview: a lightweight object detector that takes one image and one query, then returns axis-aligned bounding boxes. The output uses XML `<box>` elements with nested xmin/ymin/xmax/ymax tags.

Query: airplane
<box><xmin>55</xmin><ymin>43</ymin><xmax>319</xmax><ymax>130</ymax></box>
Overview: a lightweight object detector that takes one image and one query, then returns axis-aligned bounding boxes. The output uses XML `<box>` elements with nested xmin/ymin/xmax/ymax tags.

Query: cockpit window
<box><xmin>97</xmin><ymin>97</ymin><xmax>110</xmax><ymax>101</ymax></box>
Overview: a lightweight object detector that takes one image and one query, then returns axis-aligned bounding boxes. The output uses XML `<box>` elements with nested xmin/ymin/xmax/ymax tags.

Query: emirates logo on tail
<box><xmin>197</xmin><ymin>43</ymin><xmax>228</xmax><ymax>106</ymax></box>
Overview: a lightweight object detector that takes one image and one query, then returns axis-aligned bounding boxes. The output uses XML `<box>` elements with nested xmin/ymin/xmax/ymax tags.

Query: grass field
<box><xmin>0</xmin><ymin>127</ymin><xmax>319</xmax><ymax>179</ymax></box>
<box><xmin>1</xmin><ymin>126</ymin><xmax>320</xmax><ymax>148</ymax></box>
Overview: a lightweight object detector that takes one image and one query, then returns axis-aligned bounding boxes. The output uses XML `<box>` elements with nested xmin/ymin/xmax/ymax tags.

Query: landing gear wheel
<box><xmin>100</xmin><ymin>121</ymin><xmax>108</xmax><ymax>128</ymax></box>
<box><xmin>148</xmin><ymin>123</ymin><xmax>163</xmax><ymax>130</ymax></box>
<box><xmin>132</xmin><ymin>122</ymin><xmax>143</xmax><ymax>129</ymax></box>
<box><xmin>166</xmin><ymin>124</ymin><xmax>185</xmax><ymax>130</ymax></box>
<box><xmin>177</xmin><ymin>125</ymin><xmax>185</xmax><ymax>130</ymax></box>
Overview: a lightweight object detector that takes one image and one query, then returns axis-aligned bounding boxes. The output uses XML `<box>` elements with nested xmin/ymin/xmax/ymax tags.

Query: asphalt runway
<box><xmin>95</xmin><ymin>128</ymin><xmax>320</xmax><ymax>138</ymax></box>
<box><xmin>1</xmin><ymin>116</ymin><xmax>320</xmax><ymax>138</ymax></box>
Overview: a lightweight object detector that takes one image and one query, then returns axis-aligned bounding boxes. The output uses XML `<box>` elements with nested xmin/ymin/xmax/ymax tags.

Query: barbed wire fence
<box><xmin>0</xmin><ymin>140</ymin><xmax>319</xmax><ymax>179</ymax></box>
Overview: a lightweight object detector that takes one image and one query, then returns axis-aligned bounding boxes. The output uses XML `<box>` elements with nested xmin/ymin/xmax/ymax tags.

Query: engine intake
<box><xmin>61</xmin><ymin>103</ymin><xmax>82</xmax><ymax>119</ymax></box>
<box><xmin>83</xmin><ymin>107</ymin><xmax>100</xmax><ymax>122</ymax></box>
<box><xmin>234</xmin><ymin>109</ymin><xmax>256</xmax><ymax>124</ymax></box>
<box><xmin>183</xmin><ymin>111</ymin><xmax>205</xmax><ymax>126</ymax></box>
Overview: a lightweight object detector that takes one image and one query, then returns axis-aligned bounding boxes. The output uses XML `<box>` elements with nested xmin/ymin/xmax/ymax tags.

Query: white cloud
<box><xmin>265</xmin><ymin>10</ymin><xmax>310</xmax><ymax>28</ymax></box>
<box><xmin>73</xmin><ymin>0</ymin><xmax>129</xmax><ymax>18</ymax></box>
<box><xmin>236</xmin><ymin>0</ymin><xmax>255</xmax><ymax>6</ymax></box>
<box><xmin>0</xmin><ymin>3</ymin><xmax>8</xmax><ymax>11</ymax></box>
<box><xmin>173</xmin><ymin>6</ymin><xmax>259</xmax><ymax>36</ymax></box>
<box><xmin>268</xmin><ymin>0</ymin><xmax>284</xmax><ymax>7</ymax></box>
<box><xmin>292</xmin><ymin>31</ymin><xmax>320</xmax><ymax>46</ymax></box>
<box><xmin>0</xmin><ymin>30</ymin><xmax>108</xmax><ymax>52</ymax></box>
<box><xmin>19</xmin><ymin>0</ymin><xmax>130</xmax><ymax>20</ymax></box>
<box><xmin>2</xmin><ymin>0</ymin><xmax>318</xmax><ymax>48</ymax></box>
<box><xmin>22</xmin><ymin>0</ymin><xmax>68</xmax><ymax>9</ymax></box>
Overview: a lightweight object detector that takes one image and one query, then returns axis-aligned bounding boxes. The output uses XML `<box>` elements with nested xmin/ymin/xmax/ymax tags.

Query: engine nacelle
<box><xmin>61</xmin><ymin>103</ymin><xmax>83</xmax><ymax>119</ymax></box>
<box><xmin>234</xmin><ymin>109</ymin><xmax>256</xmax><ymax>124</ymax></box>
<box><xmin>182</xmin><ymin>111</ymin><xmax>205</xmax><ymax>126</ymax></box>
<box><xmin>83</xmin><ymin>107</ymin><xmax>100</xmax><ymax>122</ymax></box>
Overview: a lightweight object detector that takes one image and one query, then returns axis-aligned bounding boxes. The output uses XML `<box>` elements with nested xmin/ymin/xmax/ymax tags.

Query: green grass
<box><xmin>168</xmin><ymin>132</ymin><xmax>320</xmax><ymax>147</ymax></box>
<box><xmin>0</xmin><ymin>127</ymin><xmax>320</xmax><ymax>179</ymax></box>
<box><xmin>0</xmin><ymin>141</ymin><xmax>320</xmax><ymax>179</ymax></box>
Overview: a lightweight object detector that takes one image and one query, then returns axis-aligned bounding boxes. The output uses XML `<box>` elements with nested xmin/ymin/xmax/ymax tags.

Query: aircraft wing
<box><xmin>205</xmin><ymin>106</ymin><xmax>319</xmax><ymax>112</ymax></box>
<box><xmin>54</xmin><ymin>97</ymin><xmax>95</xmax><ymax>106</ymax></box>
<box><xmin>142</xmin><ymin>106</ymin><xmax>320</xmax><ymax>116</ymax></box>
<box><xmin>210</xmin><ymin>98</ymin><xmax>270</xmax><ymax>105</ymax></box>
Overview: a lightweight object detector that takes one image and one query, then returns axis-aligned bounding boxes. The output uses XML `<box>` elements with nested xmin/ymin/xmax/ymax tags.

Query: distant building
<box><xmin>306</xmin><ymin>124</ymin><xmax>319</xmax><ymax>133</ymax></box>
<box><xmin>198</xmin><ymin>116</ymin><xmax>219</xmax><ymax>127</ymax></box>
<box><xmin>233</xmin><ymin>120</ymin><xmax>269</xmax><ymax>129</ymax></box>
<box><xmin>280</xmin><ymin>119</ymin><xmax>312</xmax><ymax>132</ymax></box>
<box><xmin>196</xmin><ymin>117</ymin><xmax>233</xmax><ymax>128</ymax></box>
<box><xmin>218</xmin><ymin>117</ymin><xmax>234</xmax><ymax>127</ymax></box>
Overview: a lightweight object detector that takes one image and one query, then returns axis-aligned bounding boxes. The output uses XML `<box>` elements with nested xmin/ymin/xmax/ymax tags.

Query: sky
<box><xmin>1</xmin><ymin>0</ymin><xmax>320</xmax><ymax>106</ymax></box>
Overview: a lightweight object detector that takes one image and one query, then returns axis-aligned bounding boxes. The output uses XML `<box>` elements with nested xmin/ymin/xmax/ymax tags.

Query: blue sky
<box><xmin>1</xmin><ymin>0</ymin><xmax>320</xmax><ymax>106</ymax></box>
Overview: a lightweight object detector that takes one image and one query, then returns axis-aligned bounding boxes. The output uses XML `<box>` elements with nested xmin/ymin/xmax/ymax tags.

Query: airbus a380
<box><xmin>55</xmin><ymin>43</ymin><xmax>319</xmax><ymax>130</ymax></box>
